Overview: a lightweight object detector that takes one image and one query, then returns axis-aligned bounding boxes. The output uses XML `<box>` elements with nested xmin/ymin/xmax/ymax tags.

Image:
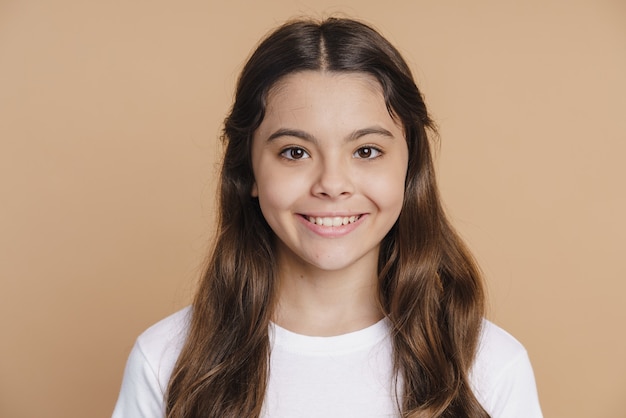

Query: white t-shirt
<box><xmin>112</xmin><ymin>307</ymin><xmax>543</xmax><ymax>418</ymax></box>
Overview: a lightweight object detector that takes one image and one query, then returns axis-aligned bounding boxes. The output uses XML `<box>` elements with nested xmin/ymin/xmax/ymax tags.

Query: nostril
<box><xmin>311</xmin><ymin>172</ymin><xmax>355</xmax><ymax>198</ymax></box>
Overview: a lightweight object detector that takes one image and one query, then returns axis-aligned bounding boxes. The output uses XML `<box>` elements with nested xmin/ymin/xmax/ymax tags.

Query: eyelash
<box><xmin>278</xmin><ymin>145</ymin><xmax>384</xmax><ymax>161</ymax></box>
<box><xmin>280</xmin><ymin>147</ymin><xmax>310</xmax><ymax>160</ymax></box>
<box><xmin>353</xmin><ymin>146</ymin><xmax>383</xmax><ymax>159</ymax></box>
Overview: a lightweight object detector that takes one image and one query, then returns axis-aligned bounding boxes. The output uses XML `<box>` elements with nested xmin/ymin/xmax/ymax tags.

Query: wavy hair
<box><xmin>166</xmin><ymin>17</ymin><xmax>489</xmax><ymax>418</ymax></box>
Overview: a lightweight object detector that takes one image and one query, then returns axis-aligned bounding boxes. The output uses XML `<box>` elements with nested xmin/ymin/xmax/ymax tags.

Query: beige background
<box><xmin>1</xmin><ymin>1</ymin><xmax>625</xmax><ymax>417</ymax></box>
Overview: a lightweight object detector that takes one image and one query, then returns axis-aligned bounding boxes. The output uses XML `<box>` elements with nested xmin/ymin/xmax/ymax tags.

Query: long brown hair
<box><xmin>167</xmin><ymin>17</ymin><xmax>489</xmax><ymax>418</ymax></box>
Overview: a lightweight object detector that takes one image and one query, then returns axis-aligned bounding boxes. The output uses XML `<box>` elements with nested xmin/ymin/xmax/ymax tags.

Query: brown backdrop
<box><xmin>1</xmin><ymin>1</ymin><xmax>625</xmax><ymax>417</ymax></box>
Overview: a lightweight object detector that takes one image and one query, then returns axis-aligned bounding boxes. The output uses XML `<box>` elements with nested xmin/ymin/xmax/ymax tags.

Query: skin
<box><xmin>251</xmin><ymin>71</ymin><xmax>408</xmax><ymax>336</ymax></box>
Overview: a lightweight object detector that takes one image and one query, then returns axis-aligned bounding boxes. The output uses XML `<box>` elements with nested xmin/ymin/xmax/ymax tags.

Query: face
<box><xmin>251</xmin><ymin>71</ymin><xmax>408</xmax><ymax>276</ymax></box>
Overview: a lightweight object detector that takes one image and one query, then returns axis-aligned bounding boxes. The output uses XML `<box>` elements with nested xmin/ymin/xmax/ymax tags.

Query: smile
<box><xmin>305</xmin><ymin>215</ymin><xmax>362</xmax><ymax>227</ymax></box>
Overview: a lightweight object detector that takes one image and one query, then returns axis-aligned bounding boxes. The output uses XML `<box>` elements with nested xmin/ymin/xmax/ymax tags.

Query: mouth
<box><xmin>303</xmin><ymin>215</ymin><xmax>362</xmax><ymax>227</ymax></box>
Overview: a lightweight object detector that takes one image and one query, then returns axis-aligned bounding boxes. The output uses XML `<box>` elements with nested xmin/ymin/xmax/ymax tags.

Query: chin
<box><xmin>302</xmin><ymin>251</ymin><xmax>375</xmax><ymax>273</ymax></box>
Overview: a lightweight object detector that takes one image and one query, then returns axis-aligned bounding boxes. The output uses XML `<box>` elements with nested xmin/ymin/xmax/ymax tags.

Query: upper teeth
<box><xmin>307</xmin><ymin>216</ymin><xmax>360</xmax><ymax>226</ymax></box>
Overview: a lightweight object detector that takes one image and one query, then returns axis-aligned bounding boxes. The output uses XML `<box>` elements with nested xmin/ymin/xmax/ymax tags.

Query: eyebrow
<box><xmin>266</xmin><ymin>126</ymin><xmax>396</xmax><ymax>143</ymax></box>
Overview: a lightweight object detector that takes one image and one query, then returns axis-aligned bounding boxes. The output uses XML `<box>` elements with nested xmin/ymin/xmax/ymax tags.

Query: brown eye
<box><xmin>354</xmin><ymin>146</ymin><xmax>382</xmax><ymax>159</ymax></box>
<box><xmin>281</xmin><ymin>147</ymin><xmax>310</xmax><ymax>160</ymax></box>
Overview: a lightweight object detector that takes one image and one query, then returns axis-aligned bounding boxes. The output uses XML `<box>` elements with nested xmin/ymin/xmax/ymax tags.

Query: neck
<box><xmin>273</xmin><ymin>255</ymin><xmax>383</xmax><ymax>337</ymax></box>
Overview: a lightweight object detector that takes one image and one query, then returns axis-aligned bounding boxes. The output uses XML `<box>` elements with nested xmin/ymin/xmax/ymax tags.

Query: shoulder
<box><xmin>133</xmin><ymin>306</ymin><xmax>191</xmax><ymax>385</ymax></box>
<box><xmin>470</xmin><ymin>319</ymin><xmax>543</xmax><ymax>418</ymax></box>
<box><xmin>475</xmin><ymin>319</ymin><xmax>528</xmax><ymax>368</ymax></box>
<box><xmin>111</xmin><ymin>307</ymin><xmax>191</xmax><ymax>418</ymax></box>
<box><xmin>136</xmin><ymin>306</ymin><xmax>191</xmax><ymax>360</ymax></box>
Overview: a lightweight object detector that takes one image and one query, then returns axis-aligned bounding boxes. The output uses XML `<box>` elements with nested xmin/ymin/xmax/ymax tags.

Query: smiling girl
<box><xmin>112</xmin><ymin>18</ymin><xmax>542</xmax><ymax>418</ymax></box>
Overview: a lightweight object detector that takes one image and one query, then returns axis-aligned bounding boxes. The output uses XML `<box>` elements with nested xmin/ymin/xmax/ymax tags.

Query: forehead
<box><xmin>258</xmin><ymin>71</ymin><xmax>400</xmax><ymax>134</ymax></box>
<box><xmin>267</xmin><ymin>70</ymin><xmax>385</xmax><ymax>102</ymax></box>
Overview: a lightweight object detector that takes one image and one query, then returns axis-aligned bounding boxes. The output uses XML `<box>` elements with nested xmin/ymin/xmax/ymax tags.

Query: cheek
<box><xmin>369</xmin><ymin>166</ymin><xmax>407</xmax><ymax>211</ymax></box>
<box><xmin>255</xmin><ymin>172</ymin><xmax>308</xmax><ymax>217</ymax></box>
<box><xmin>381</xmin><ymin>182</ymin><xmax>406</xmax><ymax>217</ymax></box>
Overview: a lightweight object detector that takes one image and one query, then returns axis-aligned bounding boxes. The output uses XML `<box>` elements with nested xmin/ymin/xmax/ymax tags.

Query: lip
<box><xmin>297</xmin><ymin>213</ymin><xmax>367</xmax><ymax>238</ymax></box>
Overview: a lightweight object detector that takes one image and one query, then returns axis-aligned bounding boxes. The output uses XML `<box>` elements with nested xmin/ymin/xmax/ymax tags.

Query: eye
<box><xmin>280</xmin><ymin>147</ymin><xmax>310</xmax><ymax>160</ymax></box>
<box><xmin>353</xmin><ymin>146</ymin><xmax>382</xmax><ymax>159</ymax></box>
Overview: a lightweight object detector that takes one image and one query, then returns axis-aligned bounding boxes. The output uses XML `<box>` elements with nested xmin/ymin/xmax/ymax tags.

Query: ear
<box><xmin>251</xmin><ymin>182</ymin><xmax>258</xmax><ymax>197</ymax></box>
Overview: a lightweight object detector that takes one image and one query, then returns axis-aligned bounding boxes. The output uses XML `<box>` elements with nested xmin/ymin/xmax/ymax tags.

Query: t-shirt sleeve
<box><xmin>484</xmin><ymin>349</ymin><xmax>543</xmax><ymax>418</ymax></box>
<box><xmin>111</xmin><ymin>307</ymin><xmax>190</xmax><ymax>418</ymax></box>
<box><xmin>111</xmin><ymin>340</ymin><xmax>167</xmax><ymax>418</ymax></box>
<box><xmin>472</xmin><ymin>321</ymin><xmax>543</xmax><ymax>418</ymax></box>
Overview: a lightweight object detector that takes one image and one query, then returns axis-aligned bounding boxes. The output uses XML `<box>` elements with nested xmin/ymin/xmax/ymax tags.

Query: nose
<box><xmin>311</xmin><ymin>159</ymin><xmax>354</xmax><ymax>199</ymax></box>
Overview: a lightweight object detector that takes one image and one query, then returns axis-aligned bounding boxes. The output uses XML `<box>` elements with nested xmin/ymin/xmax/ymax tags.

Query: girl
<box><xmin>112</xmin><ymin>17</ymin><xmax>542</xmax><ymax>418</ymax></box>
